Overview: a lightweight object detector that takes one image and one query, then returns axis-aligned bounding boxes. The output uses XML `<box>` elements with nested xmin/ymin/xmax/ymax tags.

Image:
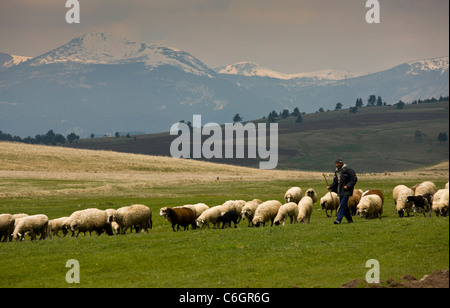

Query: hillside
<box><xmin>65</xmin><ymin>101</ymin><xmax>449</xmax><ymax>173</ymax></box>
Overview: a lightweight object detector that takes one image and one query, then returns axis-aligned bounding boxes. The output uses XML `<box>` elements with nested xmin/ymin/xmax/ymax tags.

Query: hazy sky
<box><xmin>1</xmin><ymin>0</ymin><xmax>448</xmax><ymax>73</ymax></box>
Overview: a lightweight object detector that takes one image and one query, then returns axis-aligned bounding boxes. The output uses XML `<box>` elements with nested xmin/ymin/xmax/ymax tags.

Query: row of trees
<box><xmin>0</xmin><ymin>130</ymin><xmax>80</xmax><ymax>145</ymax></box>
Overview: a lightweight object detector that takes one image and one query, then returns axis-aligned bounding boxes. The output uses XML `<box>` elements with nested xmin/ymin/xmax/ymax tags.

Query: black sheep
<box><xmin>217</xmin><ymin>210</ymin><xmax>240</xmax><ymax>229</ymax></box>
<box><xmin>406</xmin><ymin>194</ymin><xmax>432</xmax><ymax>217</ymax></box>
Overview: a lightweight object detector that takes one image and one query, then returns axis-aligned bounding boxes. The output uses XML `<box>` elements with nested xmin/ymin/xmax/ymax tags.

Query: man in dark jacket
<box><xmin>327</xmin><ymin>158</ymin><xmax>358</xmax><ymax>224</ymax></box>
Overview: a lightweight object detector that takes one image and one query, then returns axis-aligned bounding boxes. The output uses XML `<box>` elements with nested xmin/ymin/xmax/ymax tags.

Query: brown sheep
<box><xmin>165</xmin><ymin>207</ymin><xmax>197</xmax><ymax>232</ymax></box>
<box><xmin>362</xmin><ymin>189</ymin><xmax>385</xmax><ymax>205</ymax></box>
<box><xmin>347</xmin><ymin>190</ymin><xmax>362</xmax><ymax>216</ymax></box>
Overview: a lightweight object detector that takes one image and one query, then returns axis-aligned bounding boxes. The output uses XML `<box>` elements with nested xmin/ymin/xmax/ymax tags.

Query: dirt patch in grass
<box><xmin>341</xmin><ymin>269</ymin><xmax>449</xmax><ymax>288</ymax></box>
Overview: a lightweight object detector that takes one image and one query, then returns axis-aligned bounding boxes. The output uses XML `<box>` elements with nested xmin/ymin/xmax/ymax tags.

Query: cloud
<box><xmin>0</xmin><ymin>0</ymin><xmax>448</xmax><ymax>73</ymax></box>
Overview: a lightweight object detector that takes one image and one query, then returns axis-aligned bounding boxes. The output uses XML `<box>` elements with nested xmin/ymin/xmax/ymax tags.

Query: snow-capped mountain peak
<box><xmin>215</xmin><ymin>61</ymin><xmax>364</xmax><ymax>80</ymax></box>
<box><xmin>0</xmin><ymin>52</ymin><xmax>32</xmax><ymax>69</ymax></box>
<box><xmin>28</xmin><ymin>32</ymin><xmax>214</xmax><ymax>77</ymax></box>
<box><xmin>405</xmin><ymin>56</ymin><xmax>449</xmax><ymax>76</ymax></box>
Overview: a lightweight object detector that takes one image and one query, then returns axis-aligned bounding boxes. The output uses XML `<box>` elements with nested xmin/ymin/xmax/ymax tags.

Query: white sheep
<box><xmin>220</xmin><ymin>200</ymin><xmax>246</xmax><ymax>217</ymax></box>
<box><xmin>437</xmin><ymin>189</ymin><xmax>449</xmax><ymax>217</ymax></box>
<box><xmin>431</xmin><ymin>189</ymin><xmax>446</xmax><ymax>216</ymax></box>
<box><xmin>12</xmin><ymin>213</ymin><xmax>28</xmax><ymax>227</ymax></box>
<box><xmin>320</xmin><ymin>192</ymin><xmax>339</xmax><ymax>217</ymax></box>
<box><xmin>305</xmin><ymin>188</ymin><xmax>318</xmax><ymax>204</ymax></box>
<box><xmin>297</xmin><ymin>196</ymin><xmax>314</xmax><ymax>224</ymax></box>
<box><xmin>70</xmin><ymin>208</ymin><xmax>113</xmax><ymax>237</ymax></box>
<box><xmin>357</xmin><ymin>195</ymin><xmax>383</xmax><ymax>219</ymax></box>
<box><xmin>285</xmin><ymin>187</ymin><xmax>303</xmax><ymax>203</ymax></box>
<box><xmin>241</xmin><ymin>199</ymin><xmax>263</xmax><ymax>227</ymax></box>
<box><xmin>182</xmin><ymin>203</ymin><xmax>210</xmax><ymax>218</ymax></box>
<box><xmin>12</xmin><ymin>214</ymin><xmax>51</xmax><ymax>241</ymax></box>
<box><xmin>413</xmin><ymin>181</ymin><xmax>437</xmax><ymax>196</ymax></box>
<box><xmin>113</xmin><ymin>204</ymin><xmax>152</xmax><ymax>234</ymax></box>
<box><xmin>49</xmin><ymin>217</ymin><xmax>70</xmax><ymax>238</ymax></box>
<box><xmin>196</xmin><ymin>205</ymin><xmax>223</xmax><ymax>229</ymax></box>
<box><xmin>274</xmin><ymin>202</ymin><xmax>299</xmax><ymax>226</ymax></box>
<box><xmin>0</xmin><ymin>214</ymin><xmax>15</xmax><ymax>242</ymax></box>
<box><xmin>445</xmin><ymin>182</ymin><xmax>449</xmax><ymax>190</ymax></box>
<box><xmin>252</xmin><ymin>200</ymin><xmax>282</xmax><ymax>227</ymax></box>
<box><xmin>393</xmin><ymin>185</ymin><xmax>414</xmax><ymax>217</ymax></box>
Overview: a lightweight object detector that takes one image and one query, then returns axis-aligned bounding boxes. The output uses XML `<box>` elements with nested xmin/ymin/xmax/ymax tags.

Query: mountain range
<box><xmin>0</xmin><ymin>32</ymin><xmax>448</xmax><ymax>137</ymax></box>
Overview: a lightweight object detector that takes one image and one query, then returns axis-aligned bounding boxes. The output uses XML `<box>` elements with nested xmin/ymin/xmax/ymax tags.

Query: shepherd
<box><xmin>327</xmin><ymin>158</ymin><xmax>358</xmax><ymax>224</ymax></box>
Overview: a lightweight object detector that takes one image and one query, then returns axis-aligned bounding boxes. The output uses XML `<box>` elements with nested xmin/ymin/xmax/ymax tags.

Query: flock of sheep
<box><xmin>0</xmin><ymin>204</ymin><xmax>152</xmax><ymax>242</ymax></box>
<box><xmin>0</xmin><ymin>180</ymin><xmax>448</xmax><ymax>242</ymax></box>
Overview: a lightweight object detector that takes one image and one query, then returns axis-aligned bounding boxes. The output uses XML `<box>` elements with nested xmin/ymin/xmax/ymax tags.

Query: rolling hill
<box><xmin>65</xmin><ymin>100</ymin><xmax>449</xmax><ymax>173</ymax></box>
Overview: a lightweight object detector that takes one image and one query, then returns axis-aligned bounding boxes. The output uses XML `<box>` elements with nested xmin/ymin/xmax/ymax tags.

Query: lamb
<box><xmin>274</xmin><ymin>202</ymin><xmax>299</xmax><ymax>226</ymax></box>
<box><xmin>217</xmin><ymin>210</ymin><xmax>240</xmax><ymax>229</ymax></box>
<box><xmin>49</xmin><ymin>217</ymin><xmax>70</xmax><ymax>238</ymax></box>
<box><xmin>196</xmin><ymin>206</ymin><xmax>223</xmax><ymax>229</ymax></box>
<box><xmin>393</xmin><ymin>185</ymin><xmax>414</xmax><ymax>217</ymax></box>
<box><xmin>241</xmin><ymin>199</ymin><xmax>263</xmax><ymax>227</ymax></box>
<box><xmin>320</xmin><ymin>192</ymin><xmax>339</xmax><ymax>217</ymax></box>
<box><xmin>0</xmin><ymin>214</ymin><xmax>15</xmax><ymax>242</ymax></box>
<box><xmin>297</xmin><ymin>196</ymin><xmax>314</xmax><ymax>224</ymax></box>
<box><xmin>362</xmin><ymin>189</ymin><xmax>385</xmax><ymax>205</ymax></box>
<box><xmin>104</xmin><ymin>208</ymin><xmax>120</xmax><ymax>234</ymax></box>
<box><xmin>357</xmin><ymin>195</ymin><xmax>383</xmax><ymax>219</ymax></box>
<box><xmin>252</xmin><ymin>200</ymin><xmax>282</xmax><ymax>227</ymax></box>
<box><xmin>70</xmin><ymin>209</ymin><xmax>113</xmax><ymax>237</ymax></box>
<box><xmin>12</xmin><ymin>214</ymin><xmax>51</xmax><ymax>241</ymax></box>
<box><xmin>305</xmin><ymin>188</ymin><xmax>318</xmax><ymax>204</ymax></box>
<box><xmin>165</xmin><ymin>207</ymin><xmax>197</xmax><ymax>232</ymax></box>
<box><xmin>406</xmin><ymin>194</ymin><xmax>432</xmax><ymax>217</ymax></box>
<box><xmin>113</xmin><ymin>204</ymin><xmax>152</xmax><ymax>234</ymax></box>
<box><xmin>284</xmin><ymin>187</ymin><xmax>303</xmax><ymax>204</ymax></box>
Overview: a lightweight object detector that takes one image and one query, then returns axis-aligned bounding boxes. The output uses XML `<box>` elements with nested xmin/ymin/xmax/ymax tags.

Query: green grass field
<box><xmin>1</xmin><ymin>175</ymin><xmax>448</xmax><ymax>288</ymax></box>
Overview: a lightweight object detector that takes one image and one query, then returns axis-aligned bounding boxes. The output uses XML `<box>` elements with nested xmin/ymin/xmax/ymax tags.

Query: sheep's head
<box><xmin>357</xmin><ymin>204</ymin><xmax>368</xmax><ymax>218</ymax></box>
<box><xmin>440</xmin><ymin>205</ymin><xmax>449</xmax><ymax>217</ymax></box>
<box><xmin>196</xmin><ymin>219</ymin><xmax>204</xmax><ymax>227</ymax></box>
<box><xmin>252</xmin><ymin>218</ymin><xmax>262</xmax><ymax>227</ymax></box>
<box><xmin>285</xmin><ymin>195</ymin><xmax>292</xmax><ymax>203</ymax></box>
<box><xmin>12</xmin><ymin>232</ymin><xmax>21</xmax><ymax>240</ymax></box>
<box><xmin>321</xmin><ymin>201</ymin><xmax>327</xmax><ymax>210</ymax></box>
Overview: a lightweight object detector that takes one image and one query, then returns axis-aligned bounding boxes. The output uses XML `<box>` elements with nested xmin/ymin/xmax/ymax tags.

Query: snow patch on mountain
<box><xmin>215</xmin><ymin>61</ymin><xmax>365</xmax><ymax>80</ymax></box>
<box><xmin>28</xmin><ymin>32</ymin><xmax>214</xmax><ymax>77</ymax></box>
<box><xmin>0</xmin><ymin>53</ymin><xmax>32</xmax><ymax>69</ymax></box>
<box><xmin>405</xmin><ymin>56</ymin><xmax>449</xmax><ymax>76</ymax></box>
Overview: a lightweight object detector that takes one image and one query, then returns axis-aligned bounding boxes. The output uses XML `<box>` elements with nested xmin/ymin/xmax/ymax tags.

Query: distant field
<box><xmin>0</xmin><ymin>142</ymin><xmax>448</xmax><ymax>288</ymax></box>
<box><xmin>66</xmin><ymin>101</ymin><xmax>449</xmax><ymax>172</ymax></box>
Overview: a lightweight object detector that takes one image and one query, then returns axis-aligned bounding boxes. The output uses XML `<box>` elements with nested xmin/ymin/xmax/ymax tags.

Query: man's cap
<box><xmin>335</xmin><ymin>158</ymin><xmax>344</xmax><ymax>164</ymax></box>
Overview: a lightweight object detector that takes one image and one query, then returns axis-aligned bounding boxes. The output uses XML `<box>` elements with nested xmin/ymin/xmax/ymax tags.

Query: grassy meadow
<box><xmin>0</xmin><ymin>142</ymin><xmax>448</xmax><ymax>288</ymax></box>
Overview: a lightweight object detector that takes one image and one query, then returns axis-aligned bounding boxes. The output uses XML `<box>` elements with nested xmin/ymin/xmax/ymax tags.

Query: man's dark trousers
<box><xmin>336</xmin><ymin>195</ymin><xmax>353</xmax><ymax>223</ymax></box>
